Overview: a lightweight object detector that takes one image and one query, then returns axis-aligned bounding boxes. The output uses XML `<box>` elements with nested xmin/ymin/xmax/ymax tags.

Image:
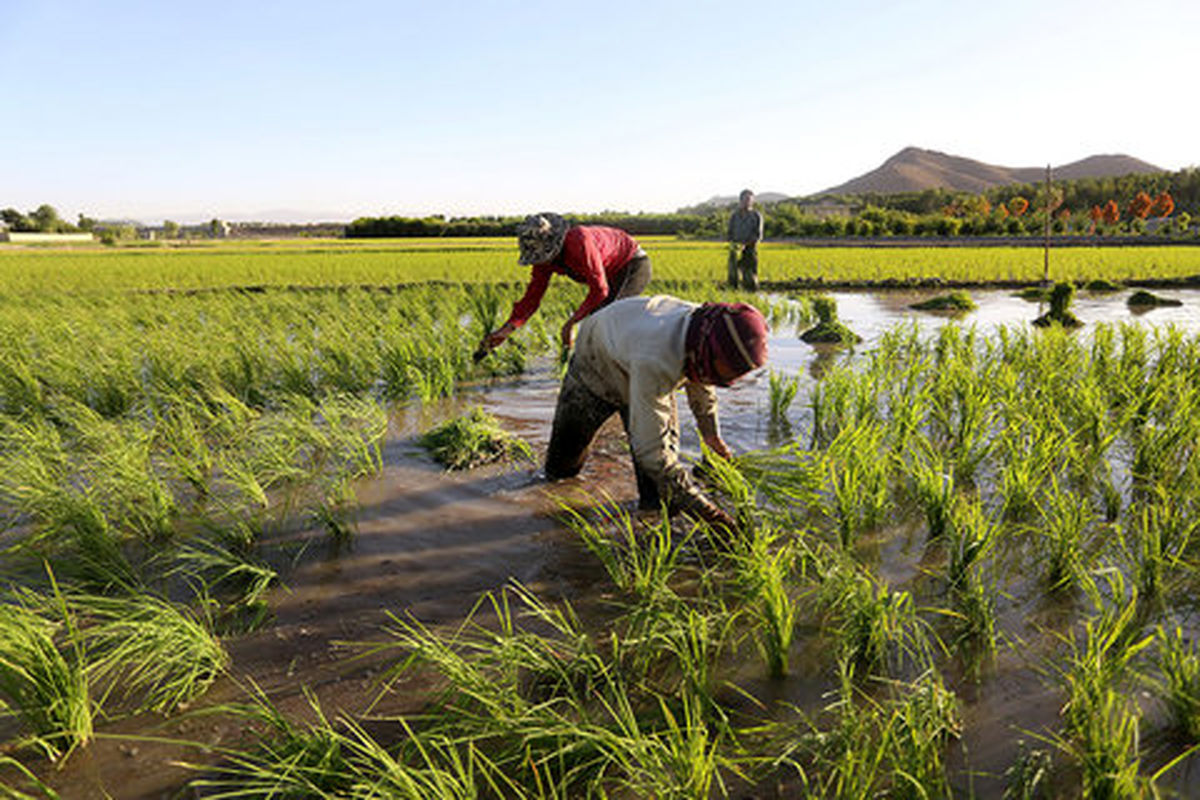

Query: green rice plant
<box><xmin>822</xmin><ymin>419</ymin><xmax>892</xmax><ymax>550</ymax></box>
<box><xmin>10</xmin><ymin>491</ymin><xmax>142</xmax><ymax>594</ymax></box>
<box><xmin>152</xmin><ymin>402</ymin><xmax>217</xmax><ymax>500</ymax></box>
<box><xmin>560</xmin><ymin>498</ymin><xmax>682</xmax><ymax>605</ymax></box>
<box><xmin>70</xmin><ymin>591</ymin><xmax>228</xmax><ymax>714</ymax></box>
<box><xmin>944</xmin><ymin>496</ymin><xmax>1001</xmax><ymax>595</ymax></box>
<box><xmin>55</xmin><ymin>402</ymin><xmax>178</xmax><ymax>542</ymax></box>
<box><xmin>807</xmin><ymin>365</ymin><xmax>857</xmax><ymax>449</ymax></box>
<box><xmin>366</xmin><ymin>577</ymin><xmax>744</xmax><ymax>797</ymax></box>
<box><xmin>903</xmin><ymin>436</ymin><xmax>955</xmax><ymax>540</ymax></box>
<box><xmin>309</xmin><ymin>489</ymin><xmax>358</xmax><ymax>551</ymax></box>
<box><xmin>0</xmin><ymin>577</ymin><xmax>92</xmax><ymax>760</ymax></box>
<box><xmin>1128</xmin><ymin>377</ymin><xmax>1200</xmax><ymax>499</ymax></box>
<box><xmin>881</xmin><ymin>670</ymin><xmax>961</xmax><ymax>798</ymax></box>
<box><xmin>879</xmin><ymin>345</ymin><xmax>932</xmax><ymax>458</ymax></box>
<box><xmin>695</xmin><ymin>443</ymin><xmax>759</xmax><ymax>535</ymax></box>
<box><xmin>638</xmin><ymin>603</ymin><xmax>734</xmax><ymax>713</ymax></box>
<box><xmin>927</xmin><ymin>355</ymin><xmax>996</xmax><ymax>482</ymax></box>
<box><xmin>787</xmin><ymin>662</ymin><xmax>959</xmax><ymax>799</ymax></box>
<box><xmin>791</xmin><ymin>659</ymin><xmax>888</xmax><ymax>798</ymax></box>
<box><xmin>730</xmin><ymin>525</ymin><xmax>800</xmax><ymax>679</ymax></box>
<box><xmin>486</xmin><ymin>582</ymin><xmax>608</xmax><ymax>704</ymax></box>
<box><xmin>377</xmin><ymin>583</ymin><xmax>605</xmax><ymax>722</ymax></box>
<box><xmin>733</xmin><ymin>445</ymin><xmax>824</xmax><ymax>522</ymax></box>
<box><xmin>0</xmin><ymin>415</ymin><xmax>138</xmax><ymax>587</ymax></box>
<box><xmin>1119</xmin><ymin>488</ymin><xmax>1199</xmax><ymax>606</ymax></box>
<box><xmin>1034</xmin><ymin>476</ymin><xmax>1095</xmax><ymax>593</ymax></box>
<box><xmin>183</xmin><ymin>683</ymin><xmax>358</xmax><ymax>798</ymax></box>
<box><xmin>1062</xmin><ymin>375</ymin><xmax>1129</xmax><ymax>485</ymax></box>
<box><xmin>333</xmin><ymin>717</ymin><xmax>517</xmax><ymax>800</ymax></box>
<box><xmin>0</xmin><ymin>346</ymin><xmax>48</xmax><ymax>419</ymax></box>
<box><xmin>1002</xmin><ymin>741</ymin><xmax>1053</xmax><ymax>800</ymax></box>
<box><xmin>195</xmin><ymin>714</ymin><xmax>516</xmax><ymax>800</ymax></box>
<box><xmin>9</xmin><ymin>242</ymin><xmax>1200</xmax><ymax>294</ymax></box>
<box><xmin>799</xmin><ymin>296</ymin><xmax>861</xmax><ymax>344</ymax></box>
<box><xmin>409</xmin><ymin>350</ymin><xmax>463</xmax><ymax>405</ymax></box>
<box><xmin>920</xmin><ymin>493</ymin><xmax>1002</xmax><ymax>675</ymax></box>
<box><xmin>418</xmin><ymin>407</ymin><xmax>533</xmax><ymax>470</ymax></box>
<box><xmin>164</xmin><ymin>541</ymin><xmax>276</xmax><ymax>634</ymax></box>
<box><xmin>818</xmin><ymin>559</ymin><xmax>932</xmax><ymax>677</ymax></box>
<box><xmin>0</xmin><ymin>755</ymin><xmax>60</xmax><ymax>800</ymax></box>
<box><xmin>1097</xmin><ymin>472</ymin><xmax>1124</xmax><ymax>524</ymax></box>
<box><xmin>1146</xmin><ymin>625</ymin><xmax>1200</xmax><ymax>740</ymax></box>
<box><xmin>216</xmin><ymin>335</ymin><xmax>271</xmax><ymax>408</ymax></box>
<box><xmin>910</xmin><ymin>290</ymin><xmax>976</xmax><ymax>312</ymax></box>
<box><xmin>808</xmin><ymin>365</ymin><xmax>882</xmax><ymax>450</ymax></box>
<box><xmin>767</xmin><ymin>369</ymin><xmax>800</xmax><ymax>422</ymax></box>
<box><xmin>1042</xmin><ymin>572</ymin><xmax>1152</xmax><ymax>799</ymax></box>
<box><xmin>1046</xmin><ymin>684</ymin><xmax>1143</xmax><ymax>800</ymax></box>
<box><xmin>995</xmin><ymin>422</ymin><xmax>1062</xmax><ymax>521</ymax></box>
<box><xmin>615</xmin><ymin>690</ymin><xmax>732</xmax><ymax>799</ymax></box>
<box><xmin>317</xmin><ymin>394</ymin><xmax>387</xmax><ymax>477</ymax></box>
<box><xmin>944</xmin><ymin>563</ymin><xmax>998</xmax><ymax>679</ymax></box>
<box><xmin>466</xmin><ymin>283</ymin><xmax>506</xmax><ymax>340</ymax></box>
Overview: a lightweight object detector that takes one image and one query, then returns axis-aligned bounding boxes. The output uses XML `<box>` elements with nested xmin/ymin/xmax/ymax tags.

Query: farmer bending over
<box><xmin>545</xmin><ymin>295</ymin><xmax>768</xmax><ymax>533</ymax></box>
<box><xmin>478</xmin><ymin>213</ymin><xmax>651</xmax><ymax>354</ymax></box>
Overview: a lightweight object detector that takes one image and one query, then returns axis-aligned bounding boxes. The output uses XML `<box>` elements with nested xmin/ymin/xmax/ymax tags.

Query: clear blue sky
<box><xmin>3</xmin><ymin>0</ymin><xmax>1197</xmax><ymax>222</ymax></box>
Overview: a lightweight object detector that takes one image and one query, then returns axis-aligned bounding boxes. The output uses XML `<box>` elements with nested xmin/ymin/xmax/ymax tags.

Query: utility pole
<box><xmin>1043</xmin><ymin>164</ymin><xmax>1052</xmax><ymax>284</ymax></box>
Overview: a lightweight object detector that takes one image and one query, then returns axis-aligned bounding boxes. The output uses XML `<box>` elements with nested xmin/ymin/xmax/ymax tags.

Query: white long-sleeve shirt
<box><xmin>572</xmin><ymin>295</ymin><xmax>719</xmax><ymax>482</ymax></box>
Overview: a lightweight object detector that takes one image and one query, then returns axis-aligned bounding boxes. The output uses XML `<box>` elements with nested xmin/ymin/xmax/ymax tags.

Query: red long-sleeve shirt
<box><xmin>505</xmin><ymin>226</ymin><xmax>642</xmax><ymax>329</ymax></box>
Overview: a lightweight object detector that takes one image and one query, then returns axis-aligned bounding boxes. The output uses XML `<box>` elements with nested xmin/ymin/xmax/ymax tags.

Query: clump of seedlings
<box><xmin>799</xmin><ymin>296</ymin><xmax>862</xmax><ymax>344</ymax></box>
<box><xmin>1032</xmin><ymin>281</ymin><xmax>1083</xmax><ymax>328</ymax></box>
<box><xmin>909</xmin><ymin>291</ymin><xmax>977</xmax><ymax>313</ymax></box>
<box><xmin>1127</xmin><ymin>289</ymin><xmax>1183</xmax><ymax>309</ymax></box>
<box><xmin>1015</xmin><ymin>285</ymin><xmax>1050</xmax><ymax>301</ymax></box>
<box><xmin>418</xmin><ymin>406</ymin><xmax>533</xmax><ymax>470</ymax></box>
<box><xmin>1084</xmin><ymin>278</ymin><xmax>1123</xmax><ymax>293</ymax></box>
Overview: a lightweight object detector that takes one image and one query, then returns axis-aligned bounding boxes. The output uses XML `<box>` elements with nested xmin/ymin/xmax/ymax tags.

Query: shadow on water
<box><xmin>24</xmin><ymin>288</ymin><xmax>1200</xmax><ymax>798</ymax></box>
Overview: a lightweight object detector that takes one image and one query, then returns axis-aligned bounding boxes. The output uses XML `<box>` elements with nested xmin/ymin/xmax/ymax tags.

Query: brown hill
<box><xmin>819</xmin><ymin>147</ymin><xmax>1163</xmax><ymax>196</ymax></box>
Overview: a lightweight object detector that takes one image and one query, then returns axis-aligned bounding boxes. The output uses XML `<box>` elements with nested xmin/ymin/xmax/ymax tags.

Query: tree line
<box><xmin>1</xmin><ymin>204</ymin><xmax>93</xmax><ymax>233</ymax></box>
<box><xmin>344</xmin><ymin>211</ymin><xmax>722</xmax><ymax>239</ymax></box>
<box><xmin>345</xmin><ymin>166</ymin><xmax>1200</xmax><ymax>240</ymax></box>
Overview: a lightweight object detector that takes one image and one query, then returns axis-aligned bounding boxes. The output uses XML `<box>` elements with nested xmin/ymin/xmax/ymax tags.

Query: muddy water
<box><xmin>28</xmin><ymin>289</ymin><xmax>1200</xmax><ymax>798</ymax></box>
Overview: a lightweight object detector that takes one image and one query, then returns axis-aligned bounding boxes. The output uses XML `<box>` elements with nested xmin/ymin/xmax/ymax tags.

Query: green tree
<box><xmin>1</xmin><ymin>208</ymin><xmax>34</xmax><ymax>231</ymax></box>
<box><xmin>162</xmin><ymin>220</ymin><xmax>181</xmax><ymax>238</ymax></box>
<box><xmin>31</xmin><ymin>204</ymin><xmax>64</xmax><ymax>232</ymax></box>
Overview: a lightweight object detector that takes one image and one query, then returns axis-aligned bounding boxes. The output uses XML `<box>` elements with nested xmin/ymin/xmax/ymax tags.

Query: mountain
<box><xmin>682</xmin><ymin>191</ymin><xmax>790</xmax><ymax>212</ymax></box>
<box><xmin>817</xmin><ymin>147</ymin><xmax>1163</xmax><ymax>196</ymax></box>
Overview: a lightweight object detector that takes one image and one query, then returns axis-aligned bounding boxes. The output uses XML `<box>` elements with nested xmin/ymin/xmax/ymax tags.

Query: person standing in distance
<box><xmin>726</xmin><ymin>189</ymin><xmax>763</xmax><ymax>290</ymax></box>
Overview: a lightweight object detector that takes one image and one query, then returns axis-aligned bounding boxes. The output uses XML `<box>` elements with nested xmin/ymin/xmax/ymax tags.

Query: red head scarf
<box><xmin>684</xmin><ymin>302</ymin><xmax>769</xmax><ymax>386</ymax></box>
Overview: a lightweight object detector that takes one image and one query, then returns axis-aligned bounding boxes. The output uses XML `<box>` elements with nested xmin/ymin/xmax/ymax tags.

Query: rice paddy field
<box><xmin>2</xmin><ymin>238</ymin><xmax>1200</xmax><ymax>798</ymax></box>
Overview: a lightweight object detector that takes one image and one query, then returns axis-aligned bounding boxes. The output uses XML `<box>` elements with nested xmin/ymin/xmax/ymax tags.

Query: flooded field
<box><xmin>14</xmin><ymin>286</ymin><xmax>1200</xmax><ymax>798</ymax></box>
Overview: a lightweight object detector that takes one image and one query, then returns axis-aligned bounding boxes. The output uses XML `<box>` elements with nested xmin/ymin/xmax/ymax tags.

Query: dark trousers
<box><xmin>727</xmin><ymin>244</ymin><xmax>759</xmax><ymax>290</ymax></box>
<box><xmin>600</xmin><ymin>255</ymin><xmax>652</xmax><ymax>309</ymax></box>
<box><xmin>544</xmin><ymin>362</ymin><xmax>676</xmax><ymax>509</ymax></box>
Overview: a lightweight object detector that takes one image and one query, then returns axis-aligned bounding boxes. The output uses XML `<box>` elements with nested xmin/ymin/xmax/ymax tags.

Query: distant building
<box><xmin>1</xmin><ymin>231</ymin><xmax>95</xmax><ymax>243</ymax></box>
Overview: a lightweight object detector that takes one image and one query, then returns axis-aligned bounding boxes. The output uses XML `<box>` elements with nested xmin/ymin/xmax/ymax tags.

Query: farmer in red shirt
<box><xmin>477</xmin><ymin>213</ymin><xmax>652</xmax><ymax>354</ymax></box>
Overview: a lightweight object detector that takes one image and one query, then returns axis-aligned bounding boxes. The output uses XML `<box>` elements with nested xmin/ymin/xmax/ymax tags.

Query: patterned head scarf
<box><xmin>516</xmin><ymin>213</ymin><xmax>569</xmax><ymax>265</ymax></box>
<box><xmin>684</xmin><ymin>302</ymin><xmax>769</xmax><ymax>386</ymax></box>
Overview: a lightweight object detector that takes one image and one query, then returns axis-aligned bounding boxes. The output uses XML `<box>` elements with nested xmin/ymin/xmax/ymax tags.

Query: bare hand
<box><xmin>482</xmin><ymin>323</ymin><xmax>514</xmax><ymax>351</ymax></box>
<box><xmin>703</xmin><ymin>434</ymin><xmax>733</xmax><ymax>461</ymax></box>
